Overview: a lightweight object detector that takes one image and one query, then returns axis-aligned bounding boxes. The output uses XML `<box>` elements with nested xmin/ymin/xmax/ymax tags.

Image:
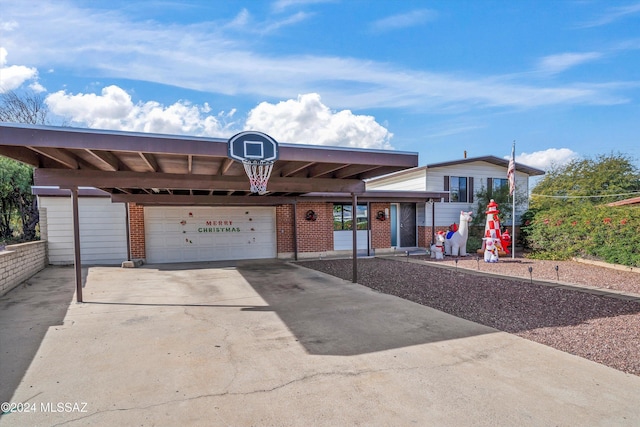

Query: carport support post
<box><xmin>352</xmin><ymin>192</ymin><xmax>357</xmax><ymax>283</ymax></box>
<box><xmin>70</xmin><ymin>187</ymin><xmax>83</xmax><ymax>303</ymax></box>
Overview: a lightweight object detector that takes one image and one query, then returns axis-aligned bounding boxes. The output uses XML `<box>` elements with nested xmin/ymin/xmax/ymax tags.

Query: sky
<box><xmin>1</xmin><ymin>0</ymin><xmax>639</xmax><ymax>172</ymax></box>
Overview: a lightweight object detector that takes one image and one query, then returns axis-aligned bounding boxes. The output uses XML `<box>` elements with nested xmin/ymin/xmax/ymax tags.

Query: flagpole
<box><xmin>511</xmin><ymin>142</ymin><xmax>516</xmax><ymax>259</ymax></box>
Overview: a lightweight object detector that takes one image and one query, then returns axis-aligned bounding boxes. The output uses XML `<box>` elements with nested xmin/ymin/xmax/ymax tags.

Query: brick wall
<box><xmin>0</xmin><ymin>241</ymin><xmax>47</xmax><ymax>296</ymax></box>
<box><xmin>276</xmin><ymin>202</ymin><xmax>335</xmax><ymax>256</ymax></box>
<box><xmin>129</xmin><ymin>203</ymin><xmax>146</xmax><ymax>260</ymax></box>
<box><xmin>276</xmin><ymin>205</ymin><xmax>295</xmax><ymax>253</ymax></box>
<box><xmin>370</xmin><ymin>202</ymin><xmax>391</xmax><ymax>249</ymax></box>
<box><xmin>296</xmin><ymin>202</ymin><xmax>334</xmax><ymax>253</ymax></box>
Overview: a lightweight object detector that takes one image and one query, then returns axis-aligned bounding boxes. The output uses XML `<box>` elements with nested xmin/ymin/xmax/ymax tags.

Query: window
<box><xmin>448</xmin><ymin>176</ymin><xmax>472</xmax><ymax>203</ymax></box>
<box><xmin>492</xmin><ymin>178</ymin><xmax>509</xmax><ymax>192</ymax></box>
<box><xmin>333</xmin><ymin>204</ymin><xmax>368</xmax><ymax>230</ymax></box>
<box><xmin>488</xmin><ymin>178</ymin><xmax>509</xmax><ymax>199</ymax></box>
<box><xmin>444</xmin><ymin>176</ymin><xmax>474</xmax><ymax>203</ymax></box>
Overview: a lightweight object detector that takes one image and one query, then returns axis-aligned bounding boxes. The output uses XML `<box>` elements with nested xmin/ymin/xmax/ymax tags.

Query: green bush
<box><xmin>521</xmin><ymin>205</ymin><xmax>640</xmax><ymax>267</ymax></box>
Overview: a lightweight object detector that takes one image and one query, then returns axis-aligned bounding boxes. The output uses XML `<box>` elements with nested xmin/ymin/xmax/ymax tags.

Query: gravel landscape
<box><xmin>298</xmin><ymin>255</ymin><xmax>640</xmax><ymax>376</ymax></box>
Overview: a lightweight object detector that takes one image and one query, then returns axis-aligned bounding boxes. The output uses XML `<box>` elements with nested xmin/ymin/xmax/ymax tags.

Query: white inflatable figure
<box><xmin>445</xmin><ymin>211</ymin><xmax>473</xmax><ymax>256</ymax></box>
<box><xmin>483</xmin><ymin>237</ymin><xmax>499</xmax><ymax>263</ymax></box>
<box><xmin>430</xmin><ymin>231</ymin><xmax>446</xmax><ymax>260</ymax></box>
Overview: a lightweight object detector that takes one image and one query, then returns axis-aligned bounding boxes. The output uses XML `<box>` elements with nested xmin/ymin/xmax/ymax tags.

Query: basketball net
<box><xmin>243</xmin><ymin>159</ymin><xmax>274</xmax><ymax>195</ymax></box>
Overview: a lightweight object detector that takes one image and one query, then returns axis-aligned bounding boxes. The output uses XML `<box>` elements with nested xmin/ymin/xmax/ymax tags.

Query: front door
<box><xmin>399</xmin><ymin>203</ymin><xmax>416</xmax><ymax>247</ymax></box>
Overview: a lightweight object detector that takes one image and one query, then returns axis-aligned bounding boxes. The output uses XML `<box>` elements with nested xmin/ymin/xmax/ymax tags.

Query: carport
<box><xmin>0</xmin><ymin>123</ymin><xmax>444</xmax><ymax>302</ymax></box>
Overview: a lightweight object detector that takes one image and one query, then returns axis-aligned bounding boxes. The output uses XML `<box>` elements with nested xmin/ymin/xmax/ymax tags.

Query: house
<box><xmin>2</xmin><ymin>123</ymin><xmax>451</xmax><ymax>273</ymax></box>
<box><xmin>2</xmin><ymin>123</ymin><xmax>545</xmax><ymax>274</ymax></box>
<box><xmin>366</xmin><ymin>155</ymin><xmax>545</xmax><ymax>246</ymax></box>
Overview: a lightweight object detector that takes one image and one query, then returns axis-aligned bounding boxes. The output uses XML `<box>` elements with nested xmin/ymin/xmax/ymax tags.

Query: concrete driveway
<box><xmin>1</xmin><ymin>260</ymin><xmax>640</xmax><ymax>426</ymax></box>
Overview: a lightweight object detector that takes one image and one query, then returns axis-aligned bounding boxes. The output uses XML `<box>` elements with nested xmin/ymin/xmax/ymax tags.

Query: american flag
<box><xmin>507</xmin><ymin>143</ymin><xmax>515</xmax><ymax>196</ymax></box>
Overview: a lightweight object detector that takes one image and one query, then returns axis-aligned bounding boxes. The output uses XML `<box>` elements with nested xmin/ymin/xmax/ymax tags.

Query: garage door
<box><xmin>145</xmin><ymin>206</ymin><xmax>276</xmax><ymax>264</ymax></box>
<box><xmin>39</xmin><ymin>196</ymin><xmax>128</xmax><ymax>265</ymax></box>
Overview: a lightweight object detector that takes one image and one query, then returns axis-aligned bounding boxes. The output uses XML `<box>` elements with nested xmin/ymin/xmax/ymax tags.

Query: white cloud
<box><xmin>261</xmin><ymin>11</ymin><xmax>310</xmax><ymax>34</ymax></box>
<box><xmin>369</xmin><ymin>9</ymin><xmax>437</xmax><ymax>32</ymax></box>
<box><xmin>0</xmin><ymin>1</ymin><xmax>630</xmax><ymax>112</ymax></box>
<box><xmin>0</xmin><ymin>21</ymin><xmax>19</xmax><ymax>32</ymax></box>
<box><xmin>513</xmin><ymin>148</ymin><xmax>578</xmax><ymax>171</ymax></box>
<box><xmin>0</xmin><ymin>46</ymin><xmax>39</xmax><ymax>93</ymax></box>
<box><xmin>245</xmin><ymin>93</ymin><xmax>393</xmax><ymax>149</ymax></box>
<box><xmin>272</xmin><ymin>0</ymin><xmax>335</xmax><ymax>13</ymax></box>
<box><xmin>537</xmin><ymin>52</ymin><xmax>603</xmax><ymax>75</ymax></box>
<box><xmin>46</xmin><ymin>85</ymin><xmax>237</xmax><ymax>136</ymax></box>
<box><xmin>44</xmin><ymin>87</ymin><xmax>392</xmax><ymax>149</ymax></box>
<box><xmin>578</xmin><ymin>2</ymin><xmax>640</xmax><ymax>28</ymax></box>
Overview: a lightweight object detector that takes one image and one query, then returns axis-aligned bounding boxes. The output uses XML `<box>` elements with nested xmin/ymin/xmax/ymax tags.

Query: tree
<box><xmin>0</xmin><ymin>90</ymin><xmax>48</xmax><ymax>124</ymax></box>
<box><xmin>0</xmin><ymin>90</ymin><xmax>49</xmax><ymax>243</ymax></box>
<box><xmin>521</xmin><ymin>152</ymin><xmax>640</xmax><ymax>266</ymax></box>
<box><xmin>530</xmin><ymin>153</ymin><xmax>640</xmax><ymax>210</ymax></box>
<box><xmin>0</xmin><ymin>157</ymin><xmax>37</xmax><ymax>241</ymax></box>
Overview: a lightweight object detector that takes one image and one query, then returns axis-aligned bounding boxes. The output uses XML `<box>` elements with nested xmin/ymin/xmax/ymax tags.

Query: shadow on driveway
<box><xmin>236</xmin><ymin>260</ymin><xmax>494</xmax><ymax>356</ymax></box>
<box><xmin>0</xmin><ymin>266</ymin><xmax>76</xmax><ymax>403</ymax></box>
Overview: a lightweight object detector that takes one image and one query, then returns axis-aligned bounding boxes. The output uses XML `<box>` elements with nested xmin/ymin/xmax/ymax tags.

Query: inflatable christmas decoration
<box><xmin>445</xmin><ymin>211</ymin><xmax>472</xmax><ymax>256</ymax></box>
<box><xmin>478</xmin><ymin>199</ymin><xmax>509</xmax><ymax>260</ymax></box>
<box><xmin>430</xmin><ymin>231</ymin><xmax>446</xmax><ymax>260</ymax></box>
<box><xmin>483</xmin><ymin>237</ymin><xmax>499</xmax><ymax>262</ymax></box>
<box><xmin>500</xmin><ymin>229</ymin><xmax>511</xmax><ymax>255</ymax></box>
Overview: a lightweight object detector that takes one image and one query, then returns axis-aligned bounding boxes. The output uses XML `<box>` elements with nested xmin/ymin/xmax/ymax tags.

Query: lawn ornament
<box><xmin>445</xmin><ymin>211</ymin><xmax>472</xmax><ymax>256</ymax></box>
<box><xmin>430</xmin><ymin>231</ymin><xmax>446</xmax><ymax>260</ymax></box>
<box><xmin>480</xmin><ymin>199</ymin><xmax>506</xmax><ymax>255</ymax></box>
<box><xmin>500</xmin><ymin>229</ymin><xmax>511</xmax><ymax>255</ymax></box>
<box><xmin>483</xmin><ymin>237</ymin><xmax>499</xmax><ymax>262</ymax></box>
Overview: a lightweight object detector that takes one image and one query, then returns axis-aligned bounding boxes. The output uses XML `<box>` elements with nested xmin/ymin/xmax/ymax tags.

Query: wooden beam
<box><xmin>218</xmin><ymin>158</ymin><xmax>234</xmax><ymax>175</ymax></box>
<box><xmin>334</xmin><ymin>164</ymin><xmax>379</xmax><ymax>179</ymax></box>
<box><xmin>84</xmin><ymin>149</ymin><xmax>119</xmax><ymax>171</ymax></box>
<box><xmin>29</xmin><ymin>146</ymin><xmax>79</xmax><ymax>169</ymax></box>
<box><xmin>139</xmin><ymin>152</ymin><xmax>159</xmax><ymax>172</ymax></box>
<box><xmin>308</xmin><ymin>163</ymin><xmax>348</xmax><ymax>178</ymax></box>
<box><xmin>34</xmin><ymin>168</ymin><xmax>366</xmax><ymax>193</ymax></box>
<box><xmin>111</xmin><ymin>194</ymin><xmax>297</xmax><ymax>205</ymax></box>
<box><xmin>279</xmin><ymin>161</ymin><xmax>315</xmax><ymax>177</ymax></box>
<box><xmin>0</xmin><ymin>145</ymin><xmax>40</xmax><ymax>166</ymax></box>
<box><xmin>70</xmin><ymin>187</ymin><xmax>83</xmax><ymax>303</ymax></box>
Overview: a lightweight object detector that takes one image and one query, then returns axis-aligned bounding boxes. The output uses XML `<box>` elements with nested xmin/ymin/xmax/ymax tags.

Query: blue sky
<box><xmin>1</xmin><ymin>0</ymin><xmax>639</xmax><ymax>171</ymax></box>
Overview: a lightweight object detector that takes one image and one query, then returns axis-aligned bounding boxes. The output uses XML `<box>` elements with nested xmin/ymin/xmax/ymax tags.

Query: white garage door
<box><xmin>38</xmin><ymin>196</ymin><xmax>128</xmax><ymax>265</ymax></box>
<box><xmin>145</xmin><ymin>206</ymin><xmax>276</xmax><ymax>264</ymax></box>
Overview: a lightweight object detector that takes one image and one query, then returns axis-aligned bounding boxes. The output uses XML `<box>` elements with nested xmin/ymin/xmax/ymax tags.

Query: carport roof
<box><xmin>1</xmin><ymin>123</ymin><xmax>419</xmax><ymax>203</ymax></box>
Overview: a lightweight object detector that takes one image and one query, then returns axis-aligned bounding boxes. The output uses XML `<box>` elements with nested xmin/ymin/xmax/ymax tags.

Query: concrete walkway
<box><xmin>1</xmin><ymin>260</ymin><xmax>640</xmax><ymax>426</ymax></box>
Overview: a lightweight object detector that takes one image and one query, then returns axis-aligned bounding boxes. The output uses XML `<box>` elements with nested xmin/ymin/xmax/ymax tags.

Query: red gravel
<box><xmin>298</xmin><ymin>257</ymin><xmax>640</xmax><ymax>376</ymax></box>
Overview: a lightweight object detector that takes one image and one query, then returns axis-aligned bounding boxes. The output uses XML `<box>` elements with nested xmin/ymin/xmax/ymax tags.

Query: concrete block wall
<box><xmin>0</xmin><ymin>241</ymin><xmax>47</xmax><ymax>296</ymax></box>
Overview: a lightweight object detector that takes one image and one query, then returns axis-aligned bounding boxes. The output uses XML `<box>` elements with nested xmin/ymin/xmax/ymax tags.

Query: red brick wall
<box><xmin>129</xmin><ymin>203</ymin><xmax>146</xmax><ymax>259</ymax></box>
<box><xmin>296</xmin><ymin>202</ymin><xmax>334</xmax><ymax>253</ymax></box>
<box><xmin>370</xmin><ymin>202</ymin><xmax>391</xmax><ymax>249</ymax></box>
<box><xmin>276</xmin><ymin>205</ymin><xmax>295</xmax><ymax>253</ymax></box>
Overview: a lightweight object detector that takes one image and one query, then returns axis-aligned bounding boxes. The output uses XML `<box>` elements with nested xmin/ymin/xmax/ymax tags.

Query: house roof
<box><xmin>367</xmin><ymin>155</ymin><xmax>545</xmax><ymax>182</ymax></box>
<box><xmin>1</xmin><ymin>123</ymin><xmax>419</xmax><ymax>205</ymax></box>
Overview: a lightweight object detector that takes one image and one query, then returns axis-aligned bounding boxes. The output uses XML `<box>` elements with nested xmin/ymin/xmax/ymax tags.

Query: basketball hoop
<box><xmin>242</xmin><ymin>159</ymin><xmax>274</xmax><ymax>195</ymax></box>
<box><xmin>228</xmin><ymin>131</ymin><xmax>279</xmax><ymax>195</ymax></box>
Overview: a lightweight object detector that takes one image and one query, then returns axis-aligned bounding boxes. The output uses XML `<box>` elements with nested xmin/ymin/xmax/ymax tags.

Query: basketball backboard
<box><xmin>228</xmin><ymin>131</ymin><xmax>279</xmax><ymax>162</ymax></box>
